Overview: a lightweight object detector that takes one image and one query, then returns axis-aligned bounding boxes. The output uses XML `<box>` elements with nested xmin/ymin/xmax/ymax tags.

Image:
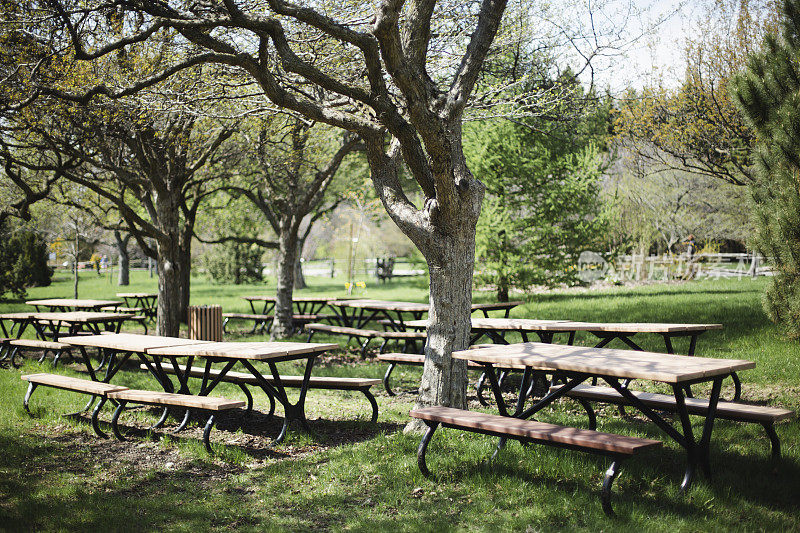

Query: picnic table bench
<box><xmin>376</xmin><ymin>352</ymin><xmax>488</xmax><ymax>396</ymax></box>
<box><xmin>305</xmin><ymin>323</ymin><xmax>427</xmax><ymax>356</ymax></box>
<box><xmin>106</xmin><ymin>389</ymin><xmax>245</xmax><ymax>453</ymax></box>
<box><xmin>21</xmin><ymin>372</ymin><xmax>244</xmax><ymax>453</ymax></box>
<box><xmin>26</xmin><ymin>298</ymin><xmax>123</xmax><ymax>312</ymax></box>
<box><xmin>550</xmin><ymin>384</ymin><xmax>794</xmax><ymax>460</ymax></box>
<box><xmin>243</xmin><ymin>295</ymin><xmax>341</xmax><ymax>316</ymax></box>
<box><xmin>116</xmin><ymin>293</ymin><xmax>157</xmax><ymax>320</ymax></box>
<box><xmin>222</xmin><ymin>312</ymin><xmax>335</xmax><ymax>335</ymax></box>
<box><xmin>3</xmin><ymin>311</ymin><xmax>134</xmax><ymax>342</ymax></box>
<box><xmin>153</xmin><ymin>362</ymin><xmax>381</xmax><ymax>422</ymax></box>
<box><xmin>451</xmin><ymin>342</ymin><xmax>760</xmax><ymax>493</ymax></box>
<box><xmin>326</xmin><ymin>299</ymin><xmax>523</xmax><ymax>330</ymax></box>
<box><xmin>5</xmin><ymin>339</ymin><xmax>74</xmax><ymax>367</ymax></box>
<box><xmin>410</xmin><ymin>406</ymin><xmax>662</xmax><ymax>515</ymax></box>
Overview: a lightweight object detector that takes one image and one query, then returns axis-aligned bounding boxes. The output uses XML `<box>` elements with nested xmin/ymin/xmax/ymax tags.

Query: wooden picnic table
<box><xmin>116</xmin><ymin>293</ymin><xmax>158</xmax><ymax>319</ymax></box>
<box><xmin>406</xmin><ymin>318</ymin><xmax>722</xmax><ymax>354</ymax></box>
<box><xmin>6</xmin><ymin>311</ymin><xmax>134</xmax><ymax>341</ymax></box>
<box><xmin>147</xmin><ymin>340</ymin><xmax>338</xmax><ymax>443</ymax></box>
<box><xmin>0</xmin><ymin>312</ymin><xmax>37</xmax><ymax>338</ymax></box>
<box><xmin>243</xmin><ymin>295</ymin><xmax>344</xmax><ymax>316</ymax></box>
<box><xmin>26</xmin><ymin>298</ymin><xmax>123</xmax><ymax>312</ymax></box>
<box><xmin>327</xmin><ymin>299</ymin><xmax>523</xmax><ymax>329</ymax></box>
<box><xmin>406</xmin><ymin>317</ymin><xmax>730</xmax><ymax>402</ymax></box>
<box><xmin>59</xmin><ymin>333</ymin><xmax>212</xmax><ymax>390</ymax></box>
<box><xmin>453</xmin><ymin>341</ymin><xmax>755</xmax><ymax>490</ymax></box>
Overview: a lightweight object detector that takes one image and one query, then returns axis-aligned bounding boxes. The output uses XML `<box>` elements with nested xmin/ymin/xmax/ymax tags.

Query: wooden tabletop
<box><xmin>59</xmin><ymin>333</ymin><xmax>212</xmax><ymax>352</ymax></box>
<box><xmin>116</xmin><ymin>293</ymin><xmax>157</xmax><ymax>299</ymax></box>
<box><xmin>452</xmin><ymin>342</ymin><xmax>754</xmax><ymax>383</ymax></box>
<box><xmin>470</xmin><ymin>301</ymin><xmax>524</xmax><ymax>310</ymax></box>
<box><xmin>0</xmin><ymin>312</ymin><xmax>38</xmax><ymax>319</ymax></box>
<box><xmin>328</xmin><ymin>299</ymin><xmax>431</xmax><ymax>312</ymax></box>
<box><xmin>146</xmin><ymin>341</ymin><xmax>339</xmax><ymax>360</ymax></box>
<box><xmin>243</xmin><ymin>295</ymin><xmax>347</xmax><ymax>302</ymax></box>
<box><xmin>405</xmin><ymin>318</ymin><xmax>723</xmax><ymax>334</ymax></box>
<box><xmin>26</xmin><ymin>298</ymin><xmax>123</xmax><ymax>309</ymax></box>
<box><xmin>329</xmin><ymin>299</ymin><xmax>519</xmax><ymax>313</ymax></box>
<box><xmin>30</xmin><ymin>311</ymin><xmax>134</xmax><ymax>323</ymax></box>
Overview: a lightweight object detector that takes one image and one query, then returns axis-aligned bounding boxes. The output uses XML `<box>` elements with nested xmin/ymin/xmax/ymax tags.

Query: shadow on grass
<box><xmin>78</xmin><ymin>406</ymin><xmax>403</xmax><ymax>460</ymax></box>
<box><xmin>0</xmin><ymin>433</ymin><xmax>260</xmax><ymax>531</ymax></box>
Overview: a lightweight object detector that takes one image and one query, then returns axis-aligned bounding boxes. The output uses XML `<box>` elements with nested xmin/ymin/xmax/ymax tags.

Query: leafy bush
<box><xmin>203</xmin><ymin>242</ymin><xmax>264</xmax><ymax>284</ymax></box>
<box><xmin>0</xmin><ymin>223</ymin><xmax>53</xmax><ymax>299</ymax></box>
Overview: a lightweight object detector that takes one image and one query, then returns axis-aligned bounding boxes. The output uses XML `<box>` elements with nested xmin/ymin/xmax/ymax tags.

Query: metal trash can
<box><xmin>188</xmin><ymin>305</ymin><xmax>223</xmax><ymax>341</ymax></box>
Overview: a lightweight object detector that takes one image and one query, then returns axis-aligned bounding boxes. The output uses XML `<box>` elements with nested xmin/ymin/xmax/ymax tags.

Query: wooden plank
<box><xmin>59</xmin><ymin>333</ymin><xmax>213</xmax><ymax>352</ymax></box>
<box><xmin>21</xmin><ymin>373</ymin><xmax>128</xmax><ymax>395</ymax></box>
<box><xmin>377</xmin><ymin>352</ymin><xmax>485</xmax><ymax>368</ymax></box>
<box><xmin>407</xmin><ymin>318</ymin><xmax>723</xmax><ymax>334</ymax></box>
<box><xmin>452</xmin><ymin>342</ymin><xmax>755</xmax><ymax>383</ymax></box>
<box><xmin>243</xmin><ymin>295</ymin><xmax>345</xmax><ymax>302</ymax></box>
<box><xmin>470</xmin><ymin>301</ymin><xmax>524</xmax><ymax>310</ymax></box>
<box><xmin>10</xmin><ymin>339</ymin><xmax>70</xmax><ymax>350</ymax></box>
<box><xmin>26</xmin><ymin>299</ymin><xmax>123</xmax><ymax>309</ymax></box>
<box><xmin>31</xmin><ymin>311</ymin><xmax>134</xmax><ymax>323</ymax></box>
<box><xmin>106</xmin><ymin>389</ymin><xmax>245</xmax><ymax>410</ymax></box>
<box><xmin>146</xmin><ymin>341</ymin><xmax>338</xmax><ymax>360</ymax></box>
<box><xmin>153</xmin><ymin>363</ymin><xmax>381</xmax><ymax>389</ymax></box>
<box><xmin>410</xmin><ymin>406</ymin><xmax>662</xmax><ymax>455</ymax></box>
<box><xmin>305</xmin><ymin>324</ymin><xmax>382</xmax><ymax>337</ymax></box>
<box><xmin>556</xmin><ymin>385</ymin><xmax>795</xmax><ymax>422</ymax></box>
<box><xmin>0</xmin><ymin>312</ymin><xmax>37</xmax><ymax>319</ymax></box>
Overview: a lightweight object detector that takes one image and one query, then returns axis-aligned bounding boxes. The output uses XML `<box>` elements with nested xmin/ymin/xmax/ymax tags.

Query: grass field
<box><xmin>0</xmin><ymin>271</ymin><xmax>798</xmax><ymax>531</ymax></box>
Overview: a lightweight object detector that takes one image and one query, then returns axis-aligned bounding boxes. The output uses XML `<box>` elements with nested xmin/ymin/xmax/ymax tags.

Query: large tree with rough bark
<box><xmin>38</xmin><ymin>0</ymin><xmax>510</xmax><ymax>416</ymax></box>
<box><xmin>205</xmin><ymin>116</ymin><xmax>359</xmax><ymax>338</ymax></box>
<box><xmin>1</xmin><ymin>95</ymin><xmax>233</xmax><ymax>335</ymax></box>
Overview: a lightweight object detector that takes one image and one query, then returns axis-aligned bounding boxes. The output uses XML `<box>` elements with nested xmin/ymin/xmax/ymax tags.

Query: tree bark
<box><xmin>155</xmin><ymin>240</ymin><xmax>183</xmax><ymax>337</ymax></box>
<box><xmin>271</xmin><ymin>222</ymin><xmax>298</xmax><ymax>339</ymax></box>
<box><xmin>497</xmin><ymin>276</ymin><xmax>509</xmax><ymax>302</ymax></box>
<box><xmin>114</xmin><ymin>230</ymin><xmax>130</xmax><ymax>286</ymax></box>
<box><xmin>294</xmin><ymin>239</ymin><xmax>307</xmax><ymax>290</ymax></box>
<box><xmin>73</xmin><ymin>231</ymin><xmax>79</xmax><ymax>298</ymax></box>
<box><xmin>178</xmin><ymin>238</ymin><xmax>192</xmax><ymax>323</ymax></box>
<box><xmin>412</xmin><ymin>227</ymin><xmax>478</xmax><ymax>423</ymax></box>
<box><xmin>155</xmin><ymin>199</ymin><xmax>186</xmax><ymax>337</ymax></box>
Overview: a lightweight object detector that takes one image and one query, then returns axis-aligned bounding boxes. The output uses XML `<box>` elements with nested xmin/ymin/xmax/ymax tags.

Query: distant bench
<box><xmin>305</xmin><ymin>323</ymin><xmax>427</xmax><ymax>356</ymax></box>
<box><xmin>223</xmin><ymin>313</ymin><xmax>335</xmax><ymax>334</ymax></box>
<box><xmin>552</xmin><ymin>384</ymin><xmax>795</xmax><ymax>459</ymax></box>
<box><xmin>410</xmin><ymin>406</ymin><xmax>662</xmax><ymax>516</ymax></box>
<box><xmin>7</xmin><ymin>339</ymin><xmax>74</xmax><ymax>367</ymax></box>
<box><xmin>376</xmin><ymin>353</ymin><xmax>487</xmax><ymax>396</ymax></box>
<box><xmin>152</xmin><ymin>363</ymin><xmax>381</xmax><ymax>423</ymax></box>
<box><xmin>21</xmin><ymin>373</ymin><xmax>244</xmax><ymax>453</ymax></box>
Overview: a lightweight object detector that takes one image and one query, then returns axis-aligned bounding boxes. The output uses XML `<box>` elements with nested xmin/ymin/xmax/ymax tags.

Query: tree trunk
<box><xmin>271</xmin><ymin>223</ymin><xmax>298</xmax><ymax>339</ymax></box>
<box><xmin>155</xmin><ymin>200</ymin><xmax>185</xmax><ymax>337</ymax></box>
<box><xmin>496</xmin><ymin>275</ymin><xmax>509</xmax><ymax>302</ymax></box>
<box><xmin>411</xmin><ymin>231</ymin><xmax>476</xmax><ymax>423</ymax></box>
<box><xmin>73</xmin><ymin>232</ymin><xmax>79</xmax><ymax>298</ymax></box>
<box><xmin>294</xmin><ymin>240</ymin><xmax>307</xmax><ymax>290</ymax></box>
<box><xmin>114</xmin><ymin>231</ymin><xmax>130</xmax><ymax>286</ymax></box>
<box><xmin>178</xmin><ymin>242</ymin><xmax>191</xmax><ymax>323</ymax></box>
<box><xmin>156</xmin><ymin>243</ymin><xmax>183</xmax><ymax>337</ymax></box>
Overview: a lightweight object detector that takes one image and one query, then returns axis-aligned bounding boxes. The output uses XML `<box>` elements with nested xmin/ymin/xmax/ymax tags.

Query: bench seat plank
<box><xmin>553</xmin><ymin>384</ymin><xmax>795</xmax><ymax>423</ymax></box>
<box><xmin>106</xmin><ymin>389</ymin><xmax>245</xmax><ymax>411</ymax></box>
<box><xmin>11</xmin><ymin>339</ymin><xmax>71</xmax><ymax>350</ymax></box>
<box><xmin>22</xmin><ymin>373</ymin><xmax>128</xmax><ymax>395</ymax></box>
<box><xmin>152</xmin><ymin>363</ymin><xmax>380</xmax><ymax>389</ymax></box>
<box><xmin>410</xmin><ymin>406</ymin><xmax>662</xmax><ymax>455</ymax></box>
<box><xmin>377</xmin><ymin>352</ymin><xmax>483</xmax><ymax>368</ymax></box>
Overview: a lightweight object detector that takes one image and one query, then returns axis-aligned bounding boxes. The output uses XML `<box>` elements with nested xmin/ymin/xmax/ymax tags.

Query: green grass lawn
<box><xmin>0</xmin><ymin>271</ymin><xmax>798</xmax><ymax>531</ymax></box>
